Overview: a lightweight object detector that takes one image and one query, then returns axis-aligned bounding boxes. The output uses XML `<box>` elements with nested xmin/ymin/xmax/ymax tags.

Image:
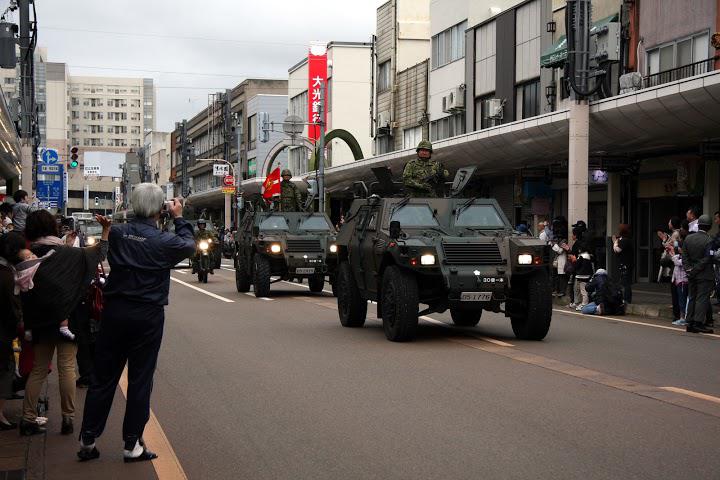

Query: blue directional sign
<box><xmin>36</xmin><ymin>163</ymin><xmax>64</xmax><ymax>210</ymax></box>
<box><xmin>40</xmin><ymin>148</ymin><xmax>59</xmax><ymax>164</ymax></box>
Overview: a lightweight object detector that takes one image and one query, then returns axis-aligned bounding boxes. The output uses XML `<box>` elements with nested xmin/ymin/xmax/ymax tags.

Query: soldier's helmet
<box><xmin>197</xmin><ymin>219</ymin><xmax>206</xmax><ymax>226</ymax></box>
<box><xmin>416</xmin><ymin>140</ymin><xmax>433</xmax><ymax>153</ymax></box>
<box><xmin>281</xmin><ymin>169</ymin><xmax>292</xmax><ymax>177</ymax></box>
<box><xmin>698</xmin><ymin>214</ymin><xmax>712</xmax><ymax>227</ymax></box>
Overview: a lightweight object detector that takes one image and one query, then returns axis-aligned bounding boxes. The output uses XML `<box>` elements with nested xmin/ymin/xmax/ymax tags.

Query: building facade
<box><xmin>287</xmin><ymin>42</ymin><xmax>373</xmax><ymax>174</ymax></box>
<box><xmin>246</xmin><ymin>94</ymin><xmax>288</xmax><ymax>178</ymax></box>
<box><xmin>373</xmin><ymin>0</ymin><xmax>431</xmax><ymax>154</ymax></box>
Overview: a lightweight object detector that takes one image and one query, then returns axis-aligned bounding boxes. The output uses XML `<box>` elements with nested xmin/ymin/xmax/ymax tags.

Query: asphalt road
<box><xmin>80</xmin><ymin>261</ymin><xmax>720</xmax><ymax>479</ymax></box>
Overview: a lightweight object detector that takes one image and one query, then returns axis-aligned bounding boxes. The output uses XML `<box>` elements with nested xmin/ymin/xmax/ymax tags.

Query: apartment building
<box><xmin>68</xmin><ymin>75</ymin><xmax>155</xmax><ymax>150</ymax></box>
<box><xmin>246</xmin><ymin>94</ymin><xmax>288</xmax><ymax>178</ymax></box>
<box><xmin>144</xmin><ymin>131</ymin><xmax>171</xmax><ymax>194</ymax></box>
<box><xmin>372</xmin><ymin>0</ymin><xmax>431</xmax><ymax>154</ymax></box>
<box><xmin>287</xmin><ymin>41</ymin><xmax>372</xmax><ymax>174</ymax></box>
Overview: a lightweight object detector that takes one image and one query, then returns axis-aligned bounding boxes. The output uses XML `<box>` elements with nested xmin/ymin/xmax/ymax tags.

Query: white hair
<box><xmin>131</xmin><ymin>183</ymin><xmax>165</xmax><ymax>218</ymax></box>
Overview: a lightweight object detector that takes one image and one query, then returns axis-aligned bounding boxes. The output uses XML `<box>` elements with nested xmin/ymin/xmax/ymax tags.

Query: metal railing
<box><xmin>644</xmin><ymin>57</ymin><xmax>719</xmax><ymax>88</ymax></box>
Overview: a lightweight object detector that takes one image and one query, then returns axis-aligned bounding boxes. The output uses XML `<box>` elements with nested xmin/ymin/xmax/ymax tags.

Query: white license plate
<box><xmin>460</xmin><ymin>292</ymin><xmax>492</xmax><ymax>302</ymax></box>
<box><xmin>295</xmin><ymin>268</ymin><xmax>315</xmax><ymax>274</ymax></box>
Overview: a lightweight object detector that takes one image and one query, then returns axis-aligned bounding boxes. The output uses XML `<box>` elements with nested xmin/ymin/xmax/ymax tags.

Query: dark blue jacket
<box><xmin>104</xmin><ymin>217</ymin><xmax>196</xmax><ymax>305</ymax></box>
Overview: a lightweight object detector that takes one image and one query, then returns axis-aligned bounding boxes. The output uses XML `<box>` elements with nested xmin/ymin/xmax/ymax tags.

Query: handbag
<box><xmin>88</xmin><ymin>263</ymin><xmax>106</xmax><ymax>327</ymax></box>
<box><xmin>659</xmin><ymin>252</ymin><xmax>674</xmax><ymax>268</ymax></box>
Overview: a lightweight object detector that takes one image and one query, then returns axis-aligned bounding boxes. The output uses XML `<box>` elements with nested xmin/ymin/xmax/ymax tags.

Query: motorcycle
<box><xmin>196</xmin><ymin>238</ymin><xmax>214</xmax><ymax>283</ymax></box>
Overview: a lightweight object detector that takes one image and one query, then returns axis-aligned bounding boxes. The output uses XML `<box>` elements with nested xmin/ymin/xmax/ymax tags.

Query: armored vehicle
<box><xmin>234</xmin><ymin>210</ymin><xmax>338</xmax><ymax>297</ymax></box>
<box><xmin>334</xmin><ymin>195</ymin><xmax>553</xmax><ymax>342</ymax></box>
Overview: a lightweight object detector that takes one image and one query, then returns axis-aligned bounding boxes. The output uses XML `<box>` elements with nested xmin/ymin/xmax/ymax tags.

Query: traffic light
<box><xmin>69</xmin><ymin>146</ymin><xmax>79</xmax><ymax>168</ymax></box>
<box><xmin>94</xmin><ymin>196</ymin><xmax>99</xmax><ymax>206</ymax></box>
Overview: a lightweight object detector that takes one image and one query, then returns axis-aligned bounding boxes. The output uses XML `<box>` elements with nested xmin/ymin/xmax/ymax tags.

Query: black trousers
<box><xmin>619</xmin><ymin>264</ymin><xmax>633</xmax><ymax>304</ymax></box>
<box><xmin>80</xmin><ymin>298</ymin><xmax>164</xmax><ymax>445</ymax></box>
<box><xmin>687</xmin><ymin>279</ymin><xmax>713</xmax><ymax>326</ymax></box>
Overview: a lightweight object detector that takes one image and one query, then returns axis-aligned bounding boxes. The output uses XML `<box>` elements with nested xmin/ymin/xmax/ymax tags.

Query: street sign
<box><xmin>223</xmin><ymin>175</ymin><xmax>235</xmax><ymax>187</ymax></box>
<box><xmin>40</xmin><ymin>148</ymin><xmax>59</xmax><ymax>164</ymax></box>
<box><xmin>221</xmin><ymin>186</ymin><xmax>235</xmax><ymax>195</ymax></box>
<box><xmin>84</xmin><ymin>165</ymin><xmax>101</xmax><ymax>176</ymax></box>
<box><xmin>36</xmin><ymin>164</ymin><xmax>64</xmax><ymax>211</ymax></box>
<box><xmin>283</xmin><ymin>115</ymin><xmax>305</xmax><ymax>135</ymax></box>
<box><xmin>213</xmin><ymin>163</ymin><xmax>230</xmax><ymax>177</ymax></box>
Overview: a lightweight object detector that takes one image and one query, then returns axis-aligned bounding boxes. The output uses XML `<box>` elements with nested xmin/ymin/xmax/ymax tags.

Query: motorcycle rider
<box><xmin>192</xmin><ymin>219</ymin><xmax>218</xmax><ymax>274</ymax></box>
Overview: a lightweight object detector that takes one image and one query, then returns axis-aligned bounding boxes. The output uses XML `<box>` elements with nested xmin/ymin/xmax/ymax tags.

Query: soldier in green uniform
<box><xmin>192</xmin><ymin>219</ymin><xmax>218</xmax><ymax>273</ymax></box>
<box><xmin>280</xmin><ymin>169</ymin><xmax>303</xmax><ymax>212</ymax></box>
<box><xmin>402</xmin><ymin>140</ymin><xmax>449</xmax><ymax>198</ymax></box>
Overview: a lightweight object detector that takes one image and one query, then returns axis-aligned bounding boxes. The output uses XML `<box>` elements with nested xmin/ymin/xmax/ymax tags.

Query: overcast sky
<box><xmin>30</xmin><ymin>0</ymin><xmax>384</xmax><ymax>131</ymax></box>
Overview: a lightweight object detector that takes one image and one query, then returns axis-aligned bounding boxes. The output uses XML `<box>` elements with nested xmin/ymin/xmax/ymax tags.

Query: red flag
<box><xmin>262</xmin><ymin>167</ymin><xmax>281</xmax><ymax>200</ymax></box>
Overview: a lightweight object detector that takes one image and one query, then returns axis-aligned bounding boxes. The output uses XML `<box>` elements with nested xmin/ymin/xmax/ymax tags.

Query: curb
<box><xmin>551</xmin><ymin>297</ymin><xmax>675</xmax><ymax>320</ymax></box>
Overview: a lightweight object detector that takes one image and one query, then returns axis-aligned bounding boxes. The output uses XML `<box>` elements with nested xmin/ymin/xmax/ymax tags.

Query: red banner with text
<box><xmin>307</xmin><ymin>48</ymin><xmax>327</xmax><ymax>142</ymax></box>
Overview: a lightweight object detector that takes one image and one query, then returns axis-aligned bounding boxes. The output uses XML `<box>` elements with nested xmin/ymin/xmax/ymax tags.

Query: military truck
<box><xmin>334</xmin><ymin>194</ymin><xmax>553</xmax><ymax>342</ymax></box>
<box><xmin>234</xmin><ymin>209</ymin><xmax>338</xmax><ymax>297</ymax></box>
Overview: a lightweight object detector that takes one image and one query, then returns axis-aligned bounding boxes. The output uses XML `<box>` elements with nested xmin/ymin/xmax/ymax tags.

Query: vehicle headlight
<box><xmin>199</xmin><ymin>241</ymin><xmax>209</xmax><ymax>251</ymax></box>
<box><xmin>420</xmin><ymin>254</ymin><xmax>436</xmax><ymax>265</ymax></box>
<box><xmin>517</xmin><ymin>253</ymin><xmax>533</xmax><ymax>265</ymax></box>
<box><xmin>208</xmin><ymin>238</ymin><xmax>213</xmax><ymax>244</ymax></box>
<box><xmin>270</xmin><ymin>243</ymin><xmax>282</xmax><ymax>254</ymax></box>
<box><xmin>329</xmin><ymin>244</ymin><xmax>338</xmax><ymax>253</ymax></box>
<box><xmin>86</xmin><ymin>237</ymin><xmax>96</xmax><ymax>246</ymax></box>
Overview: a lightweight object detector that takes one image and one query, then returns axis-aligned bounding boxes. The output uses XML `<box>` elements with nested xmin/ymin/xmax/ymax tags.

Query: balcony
<box><xmin>644</xmin><ymin>57</ymin><xmax>718</xmax><ymax>89</ymax></box>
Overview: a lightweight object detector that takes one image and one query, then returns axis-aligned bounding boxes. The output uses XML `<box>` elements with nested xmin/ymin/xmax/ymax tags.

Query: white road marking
<box><xmin>554</xmin><ymin>308</ymin><xmax>720</xmax><ymax>339</ymax></box>
<box><xmin>281</xmin><ymin>280</ymin><xmax>334</xmax><ymax>295</ymax></box>
<box><xmin>243</xmin><ymin>292</ymin><xmax>274</xmax><ymax>301</ymax></box>
<box><xmin>174</xmin><ymin>269</ymin><xmax>188</xmax><ymax>275</ymax></box>
<box><xmin>419</xmin><ymin>315</ymin><xmax>515</xmax><ymax>347</ymax></box>
<box><xmin>170</xmin><ymin>276</ymin><xmax>235</xmax><ymax>303</ymax></box>
<box><xmin>221</xmin><ymin>267</ymin><xmax>235</xmax><ymax>272</ymax></box>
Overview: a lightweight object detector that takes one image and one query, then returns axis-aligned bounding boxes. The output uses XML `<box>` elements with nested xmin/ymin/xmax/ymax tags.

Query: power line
<box><xmin>43</xmin><ymin>25</ymin><xmax>310</xmax><ymax>48</ymax></box>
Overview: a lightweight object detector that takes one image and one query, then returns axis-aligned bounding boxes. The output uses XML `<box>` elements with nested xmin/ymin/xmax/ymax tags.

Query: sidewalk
<box><xmin>0</xmin><ymin>371</ymin><xmax>157</xmax><ymax>480</ymax></box>
<box><xmin>553</xmin><ymin>281</ymin><xmax>720</xmax><ymax>320</ymax></box>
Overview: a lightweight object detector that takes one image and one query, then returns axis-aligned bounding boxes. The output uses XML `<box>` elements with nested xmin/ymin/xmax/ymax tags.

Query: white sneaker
<box><xmin>576</xmin><ymin>304</ymin><xmax>586</xmax><ymax>311</ymax></box>
<box><xmin>568</xmin><ymin>303</ymin><xmax>577</xmax><ymax>308</ymax></box>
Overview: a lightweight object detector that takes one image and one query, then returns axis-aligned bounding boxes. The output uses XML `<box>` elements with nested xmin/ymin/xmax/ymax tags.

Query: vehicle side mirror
<box><xmin>389</xmin><ymin>220</ymin><xmax>401</xmax><ymax>240</ymax></box>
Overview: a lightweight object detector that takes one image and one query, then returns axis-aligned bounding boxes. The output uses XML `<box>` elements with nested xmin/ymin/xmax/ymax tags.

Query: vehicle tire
<box><xmin>450</xmin><ymin>309</ymin><xmax>482</xmax><ymax>327</ymax></box>
<box><xmin>253</xmin><ymin>255</ymin><xmax>271</xmax><ymax>297</ymax></box>
<box><xmin>337</xmin><ymin>261</ymin><xmax>366</xmax><ymax>327</ymax></box>
<box><xmin>381</xmin><ymin>266</ymin><xmax>419</xmax><ymax>342</ymax></box>
<box><xmin>331</xmin><ymin>277</ymin><xmax>338</xmax><ymax>297</ymax></box>
<box><xmin>510</xmin><ymin>270</ymin><xmax>552</xmax><ymax>340</ymax></box>
<box><xmin>309</xmin><ymin>275</ymin><xmax>325</xmax><ymax>293</ymax></box>
<box><xmin>235</xmin><ymin>253</ymin><xmax>250</xmax><ymax>293</ymax></box>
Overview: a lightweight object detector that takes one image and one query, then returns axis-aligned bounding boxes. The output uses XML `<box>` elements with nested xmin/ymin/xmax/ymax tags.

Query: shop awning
<box><xmin>540</xmin><ymin>13</ymin><xmax>619</xmax><ymax>68</ymax></box>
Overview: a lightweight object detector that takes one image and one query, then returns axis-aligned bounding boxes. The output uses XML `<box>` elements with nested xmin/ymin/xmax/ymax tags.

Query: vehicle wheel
<box><xmin>510</xmin><ymin>270</ymin><xmax>552</xmax><ymax>340</ymax></box>
<box><xmin>450</xmin><ymin>309</ymin><xmax>482</xmax><ymax>327</ymax></box>
<box><xmin>331</xmin><ymin>278</ymin><xmax>338</xmax><ymax>297</ymax></box>
<box><xmin>253</xmin><ymin>255</ymin><xmax>271</xmax><ymax>297</ymax></box>
<box><xmin>235</xmin><ymin>253</ymin><xmax>250</xmax><ymax>292</ymax></box>
<box><xmin>381</xmin><ymin>266</ymin><xmax>419</xmax><ymax>342</ymax></box>
<box><xmin>309</xmin><ymin>275</ymin><xmax>325</xmax><ymax>293</ymax></box>
<box><xmin>337</xmin><ymin>261</ymin><xmax>366</xmax><ymax>327</ymax></box>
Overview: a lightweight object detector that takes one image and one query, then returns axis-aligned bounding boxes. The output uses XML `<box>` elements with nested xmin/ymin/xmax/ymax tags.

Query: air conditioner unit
<box><xmin>442</xmin><ymin>86</ymin><xmax>466</xmax><ymax>113</ymax></box>
<box><xmin>483</xmin><ymin>98</ymin><xmax>506</xmax><ymax>120</ymax></box>
<box><xmin>619</xmin><ymin>72</ymin><xmax>643</xmax><ymax>94</ymax></box>
<box><xmin>377</xmin><ymin>111</ymin><xmax>390</xmax><ymax>129</ymax></box>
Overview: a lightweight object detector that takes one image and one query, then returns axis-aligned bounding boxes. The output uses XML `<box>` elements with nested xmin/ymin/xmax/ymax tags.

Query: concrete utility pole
<box><xmin>222</xmin><ymin>89</ymin><xmax>233</xmax><ymax>228</ymax></box>
<box><xmin>18</xmin><ymin>0</ymin><xmax>36</xmax><ymax>193</ymax></box>
<box><xmin>566</xmin><ymin>0</ymin><xmax>592</xmax><ymax>227</ymax></box>
<box><xmin>316</xmin><ymin>83</ymin><xmax>326</xmax><ymax>213</ymax></box>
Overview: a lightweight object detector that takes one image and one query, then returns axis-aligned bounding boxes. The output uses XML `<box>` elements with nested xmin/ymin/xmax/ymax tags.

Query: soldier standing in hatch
<box><xmin>402</xmin><ymin>140</ymin><xmax>449</xmax><ymax>198</ymax></box>
<box><xmin>280</xmin><ymin>169</ymin><xmax>303</xmax><ymax>212</ymax></box>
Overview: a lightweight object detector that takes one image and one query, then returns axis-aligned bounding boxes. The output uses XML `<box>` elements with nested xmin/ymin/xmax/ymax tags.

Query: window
<box><xmin>475</xmin><ymin>21</ymin><xmax>497</xmax><ymax>97</ymax></box>
<box><xmin>430</xmin><ymin>113</ymin><xmax>465</xmax><ymax>141</ymax></box>
<box><xmin>647</xmin><ymin>32</ymin><xmax>710</xmax><ymax>75</ymax></box>
<box><xmin>390</xmin><ymin>205</ymin><xmax>439</xmax><ymax>227</ymax></box>
<box><xmin>248</xmin><ymin>114</ymin><xmax>257</xmax><ymax>150</ymax></box>
<box><xmin>432</xmin><ymin>21</ymin><xmax>467</xmax><ymax>68</ymax></box>
<box><xmin>515</xmin><ymin>0</ymin><xmax>541</xmax><ymax>83</ymax></box>
<box><xmin>299</xmin><ymin>216</ymin><xmax>332</xmax><ymax>231</ymax></box>
<box><xmin>289</xmin><ymin>91</ymin><xmax>308</xmax><ymax>118</ymax></box>
<box><xmin>260</xmin><ymin>216</ymin><xmax>289</xmax><ymax>231</ymax></box>
<box><xmin>4</xmin><ymin>77</ymin><xmax>14</xmax><ymax>85</ymax></box>
<box><xmin>516</xmin><ymin>79</ymin><xmax>540</xmax><ymax>120</ymax></box>
<box><xmin>378</xmin><ymin>60</ymin><xmax>391</xmax><ymax>92</ymax></box>
<box><xmin>402</xmin><ymin>126</ymin><xmax>422</xmax><ymax>150</ymax></box>
<box><xmin>454</xmin><ymin>204</ymin><xmax>505</xmax><ymax>228</ymax></box>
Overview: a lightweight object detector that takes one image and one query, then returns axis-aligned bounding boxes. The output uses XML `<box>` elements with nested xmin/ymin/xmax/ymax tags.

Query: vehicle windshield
<box><xmin>390</xmin><ymin>204</ymin><xmax>439</xmax><ymax>227</ymax></box>
<box><xmin>81</xmin><ymin>221</ymin><xmax>103</xmax><ymax>236</ymax></box>
<box><xmin>455</xmin><ymin>204</ymin><xmax>505</xmax><ymax>228</ymax></box>
<box><xmin>259</xmin><ymin>216</ymin><xmax>289</xmax><ymax>230</ymax></box>
<box><xmin>299</xmin><ymin>216</ymin><xmax>332</xmax><ymax>231</ymax></box>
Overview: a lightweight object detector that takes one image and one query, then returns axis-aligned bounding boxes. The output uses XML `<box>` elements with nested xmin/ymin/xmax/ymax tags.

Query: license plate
<box><xmin>295</xmin><ymin>267</ymin><xmax>315</xmax><ymax>275</ymax></box>
<box><xmin>460</xmin><ymin>292</ymin><xmax>492</xmax><ymax>302</ymax></box>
